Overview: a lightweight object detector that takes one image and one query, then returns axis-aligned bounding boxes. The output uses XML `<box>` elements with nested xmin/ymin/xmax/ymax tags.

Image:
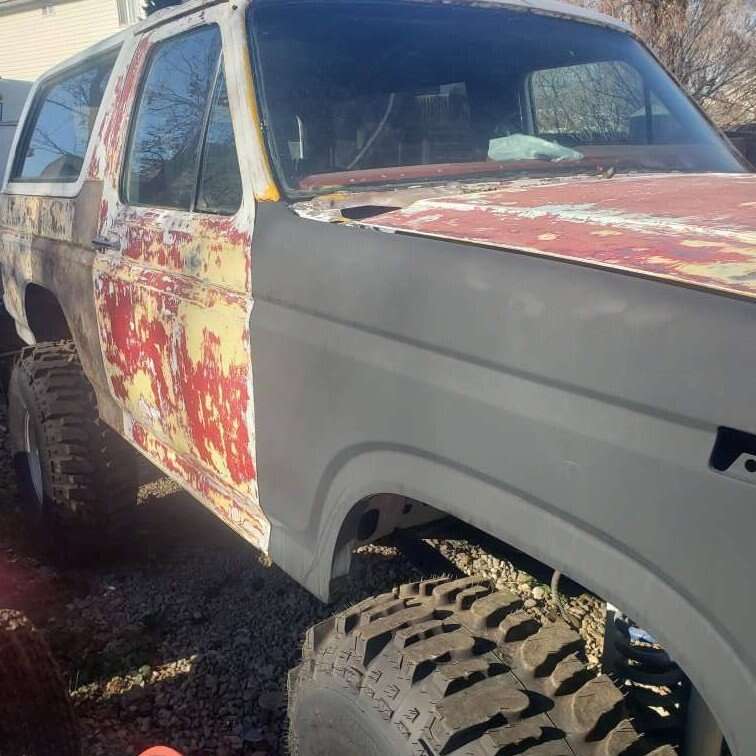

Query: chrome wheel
<box><xmin>24</xmin><ymin>409</ymin><xmax>44</xmax><ymax>506</ymax></box>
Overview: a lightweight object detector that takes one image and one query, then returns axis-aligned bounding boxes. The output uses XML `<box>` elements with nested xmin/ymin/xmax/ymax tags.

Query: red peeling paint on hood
<box><xmin>363</xmin><ymin>173</ymin><xmax>756</xmax><ymax>299</ymax></box>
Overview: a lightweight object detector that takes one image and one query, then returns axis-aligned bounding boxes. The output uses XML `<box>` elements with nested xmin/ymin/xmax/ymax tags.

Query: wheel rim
<box><xmin>24</xmin><ymin>409</ymin><xmax>44</xmax><ymax>506</ymax></box>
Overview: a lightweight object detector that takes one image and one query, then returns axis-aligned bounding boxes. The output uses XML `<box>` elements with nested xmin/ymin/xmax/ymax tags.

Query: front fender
<box><xmin>279</xmin><ymin>445</ymin><xmax>750</xmax><ymax>753</ymax></box>
<box><xmin>252</xmin><ymin>202</ymin><xmax>756</xmax><ymax>754</ymax></box>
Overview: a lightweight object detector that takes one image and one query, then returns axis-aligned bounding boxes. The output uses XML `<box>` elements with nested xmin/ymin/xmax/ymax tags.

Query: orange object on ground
<box><xmin>138</xmin><ymin>748</ymin><xmax>184</xmax><ymax>756</ymax></box>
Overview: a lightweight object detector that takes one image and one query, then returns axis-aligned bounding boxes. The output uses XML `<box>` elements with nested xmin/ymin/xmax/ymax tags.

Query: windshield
<box><xmin>249</xmin><ymin>0</ymin><xmax>745</xmax><ymax>195</ymax></box>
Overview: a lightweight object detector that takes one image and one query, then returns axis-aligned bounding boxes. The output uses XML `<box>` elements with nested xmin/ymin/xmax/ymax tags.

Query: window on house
<box><xmin>124</xmin><ymin>25</ymin><xmax>237</xmax><ymax>211</ymax></box>
<box><xmin>12</xmin><ymin>52</ymin><xmax>116</xmax><ymax>182</ymax></box>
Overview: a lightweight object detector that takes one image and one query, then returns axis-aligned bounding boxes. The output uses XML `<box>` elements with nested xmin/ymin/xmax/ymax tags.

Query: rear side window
<box><xmin>12</xmin><ymin>52</ymin><xmax>116</xmax><ymax>182</ymax></box>
<box><xmin>530</xmin><ymin>61</ymin><xmax>688</xmax><ymax>146</ymax></box>
<box><xmin>123</xmin><ymin>25</ymin><xmax>241</xmax><ymax>214</ymax></box>
<box><xmin>531</xmin><ymin>62</ymin><xmax>644</xmax><ymax>145</ymax></box>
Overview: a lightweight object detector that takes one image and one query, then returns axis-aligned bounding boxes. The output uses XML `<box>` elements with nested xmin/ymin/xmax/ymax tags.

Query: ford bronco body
<box><xmin>0</xmin><ymin>0</ymin><xmax>754</xmax><ymax>753</ymax></box>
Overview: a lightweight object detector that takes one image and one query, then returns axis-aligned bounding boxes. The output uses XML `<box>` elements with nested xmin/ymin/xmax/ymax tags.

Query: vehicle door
<box><xmin>92</xmin><ymin>10</ymin><xmax>269</xmax><ymax>549</ymax></box>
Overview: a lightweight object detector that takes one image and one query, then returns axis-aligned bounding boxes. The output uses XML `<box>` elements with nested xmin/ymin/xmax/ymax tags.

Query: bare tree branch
<box><xmin>572</xmin><ymin>0</ymin><xmax>756</xmax><ymax>128</ymax></box>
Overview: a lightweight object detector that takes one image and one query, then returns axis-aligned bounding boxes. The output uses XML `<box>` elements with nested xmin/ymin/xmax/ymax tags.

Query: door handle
<box><xmin>710</xmin><ymin>426</ymin><xmax>756</xmax><ymax>484</ymax></box>
<box><xmin>92</xmin><ymin>236</ymin><xmax>120</xmax><ymax>250</ymax></box>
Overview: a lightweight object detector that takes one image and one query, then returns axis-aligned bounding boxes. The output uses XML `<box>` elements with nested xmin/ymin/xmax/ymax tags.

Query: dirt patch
<box><xmin>0</xmin><ymin>396</ymin><xmax>422</xmax><ymax>755</ymax></box>
<box><xmin>0</xmin><ymin>392</ymin><xmax>606</xmax><ymax>756</ymax></box>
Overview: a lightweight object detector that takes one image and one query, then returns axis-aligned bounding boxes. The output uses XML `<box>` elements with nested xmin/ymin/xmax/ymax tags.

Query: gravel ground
<box><xmin>0</xmin><ymin>396</ymin><xmax>607</xmax><ymax>756</ymax></box>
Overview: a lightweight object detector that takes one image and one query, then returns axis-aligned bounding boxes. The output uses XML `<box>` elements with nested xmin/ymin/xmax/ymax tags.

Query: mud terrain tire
<box><xmin>0</xmin><ymin>609</ymin><xmax>80</xmax><ymax>756</ymax></box>
<box><xmin>288</xmin><ymin>576</ymin><xmax>675</xmax><ymax>756</ymax></box>
<box><xmin>8</xmin><ymin>341</ymin><xmax>137</xmax><ymax>565</ymax></box>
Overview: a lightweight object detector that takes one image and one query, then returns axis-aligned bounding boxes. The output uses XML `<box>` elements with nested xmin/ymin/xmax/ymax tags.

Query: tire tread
<box><xmin>8</xmin><ymin>340</ymin><xmax>137</xmax><ymax>563</ymax></box>
<box><xmin>289</xmin><ymin>576</ymin><xmax>674</xmax><ymax>756</ymax></box>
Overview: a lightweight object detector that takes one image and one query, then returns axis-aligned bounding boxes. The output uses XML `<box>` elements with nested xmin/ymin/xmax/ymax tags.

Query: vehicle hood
<box><xmin>361</xmin><ymin>173</ymin><xmax>756</xmax><ymax>299</ymax></box>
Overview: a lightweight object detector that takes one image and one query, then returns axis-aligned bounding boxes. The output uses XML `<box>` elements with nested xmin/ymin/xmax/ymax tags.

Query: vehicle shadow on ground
<box><xmin>1</xmin><ymin>453</ymin><xmax>422</xmax><ymax>756</ymax></box>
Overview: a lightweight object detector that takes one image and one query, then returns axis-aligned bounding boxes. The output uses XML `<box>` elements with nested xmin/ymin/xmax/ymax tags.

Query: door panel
<box><xmin>91</xmin><ymin>14</ymin><xmax>268</xmax><ymax>549</ymax></box>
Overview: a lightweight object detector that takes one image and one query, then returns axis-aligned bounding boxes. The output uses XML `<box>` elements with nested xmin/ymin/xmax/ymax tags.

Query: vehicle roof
<box><xmin>35</xmin><ymin>0</ymin><xmax>630</xmax><ymax>83</ymax></box>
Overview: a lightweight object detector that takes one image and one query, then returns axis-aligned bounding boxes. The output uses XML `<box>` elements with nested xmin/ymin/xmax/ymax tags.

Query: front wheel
<box><xmin>288</xmin><ymin>576</ymin><xmax>675</xmax><ymax>756</ymax></box>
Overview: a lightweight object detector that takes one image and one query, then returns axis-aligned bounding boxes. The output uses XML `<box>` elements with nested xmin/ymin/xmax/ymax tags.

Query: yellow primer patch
<box><xmin>645</xmin><ymin>255</ymin><xmax>679</xmax><ymax>265</ymax></box>
<box><xmin>678</xmin><ymin>260</ymin><xmax>756</xmax><ymax>282</ymax></box>
<box><xmin>257</xmin><ymin>183</ymin><xmax>281</xmax><ymax>203</ymax></box>
<box><xmin>128</xmin><ymin>369</ymin><xmax>160</xmax><ymax>409</ymax></box>
<box><xmin>240</xmin><ymin>31</ymin><xmax>280</xmax><ymax>203</ymax></box>
<box><xmin>181</xmin><ymin>300</ymin><xmax>249</xmax><ymax>373</ymax></box>
<box><xmin>203</xmin><ymin>237</ymin><xmax>248</xmax><ymax>290</ymax></box>
<box><xmin>537</xmin><ymin>233</ymin><xmax>558</xmax><ymax>241</ymax></box>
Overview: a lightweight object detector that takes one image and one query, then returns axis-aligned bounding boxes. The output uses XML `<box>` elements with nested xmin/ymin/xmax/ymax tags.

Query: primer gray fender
<box><xmin>291</xmin><ymin>444</ymin><xmax>750</xmax><ymax>744</ymax></box>
<box><xmin>252</xmin><ymin>201</ymin><xmax>756</xmax><ymax>753</ymax></box>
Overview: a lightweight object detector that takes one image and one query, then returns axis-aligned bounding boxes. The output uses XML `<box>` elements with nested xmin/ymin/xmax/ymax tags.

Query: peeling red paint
<box><xmin>96</xmin><ymin>36</ymin><xmax>151</xmax><ymax>180</ymax></box>
<box><xmin>364</xmin><ymin>173</ymin><xmax>756</xmax><ymax>298</ymax></box>
<box><xmin>95</xmin><ymin>264</ymin><xmax>255</xmax><ymax>486</ymax></box>
<box><xmin>129</xmin><ymin>420</ymin><xmax>267</xmax><ymax>547</ymax></box>
<box><xmin>175</xmin><ymin>329</ymin><xmax>256</xmax><ymax>483</ymax></box>
<box><xmin>197</xmin><ymin>216</ymin><xmax>253</xmax><ymax>288</ymax></box>
<box><xmin>97</xmin><ymin>275</ymin><xmax>175</xmax><ymax>405</ymax></box>
<box><xmin>5</xmin><ymin>3</ymin><xmax>269</xmax><ymax>554</ymax></box>
<box><xmin>88</xmin><ymin>154</ymin><xmax>101</xmax><ymax>180</ymax></box>
<box><xmin>123</xmin><ymin>222</ymin><xmax>191</xmax><ymax>270</ymax></box>
<box><xmin>98</xmin><ymin>197</ymin><xmax>109</xmax><ymax>229</ymax></box>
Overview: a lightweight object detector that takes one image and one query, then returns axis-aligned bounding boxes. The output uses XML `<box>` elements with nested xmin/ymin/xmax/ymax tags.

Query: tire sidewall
<box><xmin>8</xmin><ymin>358</ymin><xmax>83</xmax><ymax>562</ymax></box>
<box><xmin>8</xmin><ymin>361</ymin><xmax>54</xmax><ymax>523</ymax></box>
<box><xmin>290</xmin><ymin>668</ymin><xmax>417</xmax><ymax>756</ymax></box>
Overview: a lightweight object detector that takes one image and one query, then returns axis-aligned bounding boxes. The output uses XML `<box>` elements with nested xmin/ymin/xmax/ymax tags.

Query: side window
<box><xmin>531</xmin><ymin>61</ymin><xmax>645</xmax><ymax>145</ymax></box>
<box><xmin>196</xmin><ymin>71</ymin><xmax>242</xmax><ymax>214</ymax></box>
<box><xmin>12</xmin><ymin>53</ymin><xmax>116</xmax><ymax>182</ymax></box>
<box><xmin>124</xmin><ymin>26</ymin><xmax>222</xmax><ymax>210</ymax></box>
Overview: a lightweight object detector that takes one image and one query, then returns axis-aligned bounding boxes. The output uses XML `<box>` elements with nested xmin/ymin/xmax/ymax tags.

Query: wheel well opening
<box><xmin>331</xmin><ymin>500</ymin><xmax>728</xmax><ymax>754</ymax></box>
<box><xmin>330</xmin><ymin>494</ymin><xmax>444</xmax><ymax>586</ymax></box>
<box><xmin>24</xmin><ymin>285</ymin><xmax>72</xmax><ymax>343</ymax></box>
<box><xmin>0</xmin><ymin>297</ymin><xmax>26</xmax><ymax>392</ymax></box>
<box><xmin>0</xmin><ymin>305</ymin><xmax>24</xmax><ymax>353</ymax></box>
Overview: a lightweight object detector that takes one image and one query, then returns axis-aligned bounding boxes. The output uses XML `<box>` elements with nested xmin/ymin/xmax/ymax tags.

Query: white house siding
<box><xmin>0</xmin><ymin>0</ymin><xmax>123</xmax><ymax>82</ymax></box>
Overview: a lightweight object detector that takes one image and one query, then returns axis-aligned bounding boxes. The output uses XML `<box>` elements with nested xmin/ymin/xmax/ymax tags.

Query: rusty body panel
<box><xmin>360</xmin><ymin>173</ymin><xmax>756</xmax><ymax>299</ymax></box>
<box><xmin>0</xmin><ymin>193</ymin><xmax>75</xmax><ymax>341</ymax></box>
<box><xmin>0</xmin><ymin>185</ymin><xmax>118</xmax><ymax>407</ymax></box>
<box><xmin>89</xmin><ymin>7</ymin><xmax>269</xmax><ymax>549</ymax></box>
<box><xmin>0</xmin><ymin>0</ymin><xmax>271</xmax><ymax>550</ymax></box>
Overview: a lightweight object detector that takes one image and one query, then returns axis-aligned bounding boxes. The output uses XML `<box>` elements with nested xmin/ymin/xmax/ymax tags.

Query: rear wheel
<box><xmin>289</xmin><ymin>576</ymin><xmax>675</xmax><ymax>756</ymax></box>
<box><xmin>8</xmin><ymin>341</ymin><xmax>137</xmax><ymax>565</ymax></box>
